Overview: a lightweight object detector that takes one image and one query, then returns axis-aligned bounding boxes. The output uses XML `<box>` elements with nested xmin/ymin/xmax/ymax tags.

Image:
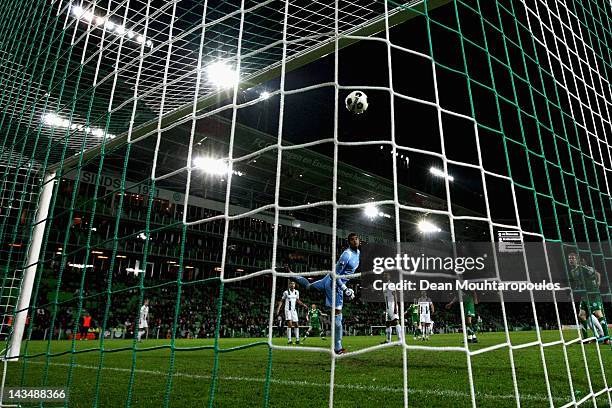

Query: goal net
<box><xmin>0</xmin><ymin>0</ymin><xmax>611</xmax><ymax>406</ymax></box>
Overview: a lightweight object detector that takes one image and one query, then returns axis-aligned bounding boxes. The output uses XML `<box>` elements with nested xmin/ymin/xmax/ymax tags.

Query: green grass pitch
<box><xmin>5</xmin><ymin>330</ymin><xmax>612</xmax><ymax>407</ymax></box>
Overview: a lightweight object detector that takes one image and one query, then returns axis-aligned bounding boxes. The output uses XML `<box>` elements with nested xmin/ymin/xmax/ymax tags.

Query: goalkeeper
<box><xmin>292</xmin><ymin>232</ymin><xmax>360</xmax><ymax>355</ymax></box>
<box><xmin>568</xmin><ymin>252</ymin><xmax>609</xmax><ymax>343</ymax></box>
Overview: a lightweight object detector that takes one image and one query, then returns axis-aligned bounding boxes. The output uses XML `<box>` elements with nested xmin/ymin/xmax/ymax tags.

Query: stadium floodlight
<box><xmin>364</xmin><ymin>203</ymin><xmax>379</xmax><ymax>218</ymax></box>
<box><xmin>417</xmin><ymin>219</ymin><xmax>441</xmax><ymax>233</ymax></box>
<box><xmin>206</xmin><ymin>61</ymin><xmax>239</xmax><ymax>88</ymax></box>
<box><xmin>81</xmin><ymin>10</ymin><xmax>94</xmax><ymax>22</ymax></box>
<box><xmin>69</xmin><ymin>4</ymin><xmax>151</xmax><ymax>46</ymax></box>
<box><xmin>429</xmin><ymin>167</ymin><xmax>454</xmax><ymax>181</ymax></box>
<box><xmin>43</xmin><ymin>113</ymin><xmax>69</xmax><ymax>128</ymax></box>
<box><xmin>364</xmin><ymin>203</ymin><xmax>391</xmax><ymax>219</ymax></box>
<box><xmin>71</xmin><ymin>4</ymin><xmax>84</xmax><ymax>17</ymax></box>
<box><xmin>42</xmin><ymin>112</ymin><xmax>115</xmax><ymax>139</ymax></box>
<box><xmin>193</xmin><ymin>156</ymin><xmax>229</xmax><ymax>175</ymax></box>
<box><xmin>193</xmin><ymin>156</ymin><xmax>244</xmax><ymax>176</ymax></box>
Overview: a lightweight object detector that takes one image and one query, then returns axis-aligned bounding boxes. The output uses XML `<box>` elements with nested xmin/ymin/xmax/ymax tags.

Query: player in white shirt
<box><xmin>137</xmin><ymin>298</ymin><xmax>149</xmax><ymax>342</ymax></box>
<box><xmin>276</xmin><ymin>281</ymin><xmax>307</xmax><ymax>344</ymax></box>
<box><xmin>418</xmin><ymin>292</ymin><xmax>434</xmax><ymax>341</ymax></box>
<box><xmin>381</xmin><ymin>272</ymin><xmax>403</xmax><ymax>344</ymax></box>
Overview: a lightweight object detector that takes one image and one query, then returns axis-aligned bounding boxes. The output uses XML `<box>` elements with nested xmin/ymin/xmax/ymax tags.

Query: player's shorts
<box><xmin>386</xmin><ymin>309</ymin><xmax>399</xmax><ymax>322</ymax></box>
<box><xmin>420</xmin><ymin>315</ymin><xmax>432</xmax><ymax>324</ymax></box>
<box><xmin>309</xmin><ymin>324</ymin><xmax>322</xmax><ymax>334</ymax></box>
<box><xmin>311</xmin><ymin>275</ymin><xmax>343</xmax><ymax>310</ymax></box>
<box><xmin>139</xmin><ymin>322</ymin><xmax>148</xmax><ymax>329</ymax></box>
<box><xmin>285</xmin><ymin>310</ymin><xmax>299</xmax><ymax>322</ymax></box>
<box><xmin>310</xmin><ymin>321</ymin><xmax>321</xmax><ymax>331</ymax></box>
<box><xmin>580</xmin><ymin>294</ymin><xmax>603</xmax><ymax>313</ymax></box>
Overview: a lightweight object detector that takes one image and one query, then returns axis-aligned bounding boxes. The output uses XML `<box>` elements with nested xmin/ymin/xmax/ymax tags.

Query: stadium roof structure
<box><xmin>0</xmin><ymin>0</ymin><xmax>452</xmax><ymax>171</ymax></box>
<box><xmin>68</xmin><ymin>113</ymin><xmax>486</xmax><ymax>241</ymax></box>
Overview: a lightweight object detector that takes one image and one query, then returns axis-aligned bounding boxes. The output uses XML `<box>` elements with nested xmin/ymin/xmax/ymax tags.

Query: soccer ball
<box><xmin>345</xmin><ymin>90</ymin><xmax>368</xmax><ymax>114</ymax></box>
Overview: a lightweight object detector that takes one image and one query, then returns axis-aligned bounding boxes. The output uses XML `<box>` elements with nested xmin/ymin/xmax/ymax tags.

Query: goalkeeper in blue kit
<box><xmin>292</xmin><ymin>232</ymin><xmax>360</xmax><ymax>355</ymax></box>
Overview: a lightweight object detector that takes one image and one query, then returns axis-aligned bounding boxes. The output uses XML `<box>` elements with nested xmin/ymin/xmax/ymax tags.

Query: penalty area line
<box><xmin>25</xmin><ymin>361</ymin><xmax>569</xmax><ymax>403</ymax></box>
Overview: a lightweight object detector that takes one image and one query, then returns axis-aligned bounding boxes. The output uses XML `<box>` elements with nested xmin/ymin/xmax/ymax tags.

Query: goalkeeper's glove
<box><xmin>343</xmin><ymin>287</ymin><xmax>355</xmax><ymax>300</ymax></box>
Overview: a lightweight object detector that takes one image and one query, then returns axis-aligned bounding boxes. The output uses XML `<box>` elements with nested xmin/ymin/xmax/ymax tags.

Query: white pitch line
<box><xmin>25</xmin><ymin>361</ymin><xmax>570</xmax><ymax>403</ymax></box>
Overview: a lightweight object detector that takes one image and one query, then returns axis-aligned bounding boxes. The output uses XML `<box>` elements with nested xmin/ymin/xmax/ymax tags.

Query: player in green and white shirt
<box><xmin>568</xmin><ymin>252</ymin><xmax>609</xmax><ymax>343</ymax></box>
<box><xmin>446</xmin><ymin>290</ymin><xmax>478</xmax><ymax>343</ymax></box>
<box><xmin>303</xmin><ymin>304</ymin><xmax>327</xmax><ymax>341</ymax></box>
<box><xmin>407</xmin><ymin>302</ymin><xmax>420</xmax><ymax>340</ymax></box>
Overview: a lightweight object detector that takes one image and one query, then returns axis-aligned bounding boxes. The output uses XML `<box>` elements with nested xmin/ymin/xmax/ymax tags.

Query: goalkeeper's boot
<box><xmin>296</xmin><ymin>339</ymin><xmax>300</xmax><ymax>345</ymax></box>
<box><xmin>471</xmin><ymin>337</ymin><xmax>478</xmax><ymax>344</ymax></box>
<box><xmin>335</xmin><ymin>348</ymin><xmax>347</xmax><ymax>355</ymax></box>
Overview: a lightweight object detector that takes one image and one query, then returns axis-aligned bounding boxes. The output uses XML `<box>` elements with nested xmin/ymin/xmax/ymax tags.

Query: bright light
<box><xmin>193</xmin><ymin>157</ymin><xmax>229</xmax><ymax>175</ymax></box>
<box><xmin>43</xmin><ymin>113</ymin><xmax>69</xmax><ymax>128</ymax></box>
<box><xmin>69</xmin><ymin>7</ymin><xmax>149</xmax><ymax>46</ymax></box>
<box><xmin>193</xmin><ymin>156</ymin><xmax>244</xmax><ymax>177</ymax></box>
<box><xmin>206</xmin><ymin>61</ymin><xmax>238</xmax><ymax>88</ymax></box>
<box><xmin>42</xmin><ymin>112</ymin><xmax>115</xmax><ymax>139</ymax></box>
<box><xmin>260</xmin><ymin>91</ymin><xmax>270</xmax><ymax>99</ymax></box>
<box><xmin>417</xmin><ymin>220</ymin><xmax>441</xmax><ymax>233</ymax></box>
<box><xmin>71</xmin><ymin>5</ymin><xmax>84</xmax><ymax>17</ymax></box>
<box><xmin>68</xmin><ymin>263</ymin><xmax>94</xmax><ymax>269</ymax></box>
<box><xmin>429</xmin><ymin>167</ymin><xmax>454</xmax><ymax>181</ymax></box>
<box><xmin>364</xmin><ymin>203</ymin><xmax>379</xmax><ymax>218</ymax></box>
<box><xmin>137</xmin><ymin>232</ymin><xmax>148</xmax><ymax>240</ymax></box>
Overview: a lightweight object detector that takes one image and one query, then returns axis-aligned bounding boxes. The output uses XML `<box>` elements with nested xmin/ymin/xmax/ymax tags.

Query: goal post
<box><xmin>5</xmin><ymin>172</ymin><xmax>55</xmax><ymax>360</ymax></box>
